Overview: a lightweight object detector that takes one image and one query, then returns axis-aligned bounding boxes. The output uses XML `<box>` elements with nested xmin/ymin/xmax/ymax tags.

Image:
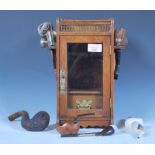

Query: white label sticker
<box><xmin>88</xmin><ymin>44</ymin><xmax>102</xmax><ymax>52</ymax></box>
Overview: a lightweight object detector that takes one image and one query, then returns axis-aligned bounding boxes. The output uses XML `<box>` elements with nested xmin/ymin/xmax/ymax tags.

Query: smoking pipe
<box><xmin>114</xmin><ymin>49</ymin><xmax>121</xmax><ymax>80</ymax></box>
<box><xmin>61</xmin><ymin>125</ymin><xmax>115</xmax><ymax>137</ymax></box>
<box><xmin>56</xmin><ymin>122</ymin><xmax>80</xmax><ymax>136</ymax></box>
<box><xmin>8</xmin><ymin>111</ymin><xmax>50</xmax><ymax>131</ymax></box>
<box><xmin>56</xmin><ymin>113</ymin><xmax>95</xmax><ymax>136</ymax></box>
<box><xmin>114</xmin><ymin>27</ymin><xmax>128</xmax><ymax>80</ymax></box>
<box><xmin>38</xmin><ymin>22</ymin><xmax>57</xmax><ymax>70</ymax></box>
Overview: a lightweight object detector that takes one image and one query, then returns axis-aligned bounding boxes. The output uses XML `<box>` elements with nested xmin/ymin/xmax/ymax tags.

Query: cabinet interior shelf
<box><xmin>68</xmin><ymin>90</ymin><xmax>102</xmax><ymax>95</ymax></box>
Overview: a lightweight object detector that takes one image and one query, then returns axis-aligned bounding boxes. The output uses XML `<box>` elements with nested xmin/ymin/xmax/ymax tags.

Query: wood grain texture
<box><xmin>59</xmin><ymin>120</ymin><xmax>111</xmax><ymax>127</ymax></box>
<box><xmin>56</xmin><ymin>19</ymin><xmax>114</xmax><ymax>127</ymax></box>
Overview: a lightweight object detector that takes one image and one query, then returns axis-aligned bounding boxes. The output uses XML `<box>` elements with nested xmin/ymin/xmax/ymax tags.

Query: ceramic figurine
<box><xmin>117</xmin><ymin>117</ymin><xmax>144</xmax><ymax>138</ymax></box>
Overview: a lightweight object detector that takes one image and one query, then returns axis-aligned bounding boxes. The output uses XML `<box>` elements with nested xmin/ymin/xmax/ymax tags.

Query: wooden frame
<box><xmin>56</xmin><ymin>18</ymin><xmax>115</xmax><ymax>127</ymax></box>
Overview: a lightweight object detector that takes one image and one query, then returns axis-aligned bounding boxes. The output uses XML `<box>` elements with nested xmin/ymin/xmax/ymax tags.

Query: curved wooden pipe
<box><xmin>114</xmin><ymin>28</ymin><xmax>128</xmax><ymax>80</ymax></box>
<box><xmin>56</xmin><ymin>113</ymin><xmax>95</xmax><ymax>136</ymax></box>
<box><xmin>8</xmin><ymin>111</ymin><xmax>50</xmax><ymax>131</ymax></box>
<box><xmin>114</xmin><ymin>27</ymin><xmax>128</xmax><ymax>49</ymax></box>
<box><xmin>56</xmin><ymin>122</ymin><xmax>80</xmax><ymax>136</ymax></box>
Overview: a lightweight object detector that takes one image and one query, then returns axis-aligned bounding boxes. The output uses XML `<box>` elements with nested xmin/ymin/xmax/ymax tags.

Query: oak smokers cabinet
<box><xmin>38</xmin><ymin>18</ymin><xmax>127</xmax><ymax>127</ymax></box>
<box><xmin>57</xmin><ymin>18</ymin><xmax>115</xmax><ymax>127</ymax></box>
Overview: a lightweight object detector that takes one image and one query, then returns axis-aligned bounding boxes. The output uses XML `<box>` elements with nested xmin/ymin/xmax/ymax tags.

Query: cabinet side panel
<box><xmin>56</xmin><ymin>18</ymin><xmax>60</xmax><ymax>123</ymax></box>
<box><xmin>110</xmin><ymin>19</ymin><xmax>115</xmax><ymax>124</ymax></box>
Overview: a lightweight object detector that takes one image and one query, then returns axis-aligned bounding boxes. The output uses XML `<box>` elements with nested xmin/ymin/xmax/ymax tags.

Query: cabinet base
<box><xmin>59</xmin><ymin>120</ymin><xmax>112</xmax><ymax>128</ymax></box>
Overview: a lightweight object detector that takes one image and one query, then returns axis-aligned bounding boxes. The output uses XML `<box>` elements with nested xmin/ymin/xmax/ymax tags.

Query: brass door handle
<box><xmin>60</xmin><ymin>69</ymin><xmax>66</xmax><ymax>94</ymax></box>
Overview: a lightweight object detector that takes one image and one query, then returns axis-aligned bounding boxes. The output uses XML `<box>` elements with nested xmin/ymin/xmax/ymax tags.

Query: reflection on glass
<box><xmin>67</xmin><ymin>43</ymin><xmax>103</xmax><ymax>91</ymax></box>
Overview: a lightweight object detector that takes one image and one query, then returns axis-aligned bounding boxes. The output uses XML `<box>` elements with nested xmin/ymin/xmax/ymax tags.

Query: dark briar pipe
<box><xmin>114</xmin><ymin>49</ymin><xmax>121</xmax><ymax>80</ymax></box>
<box><xmin>95</xmin><ymin>126</ymin><xmax>115</xmax><ymax>136</ymax></box>
<box><xmin>8</xmin><ymin>111</ymin><xmax>50</xmax><ymax>131</ymax></box>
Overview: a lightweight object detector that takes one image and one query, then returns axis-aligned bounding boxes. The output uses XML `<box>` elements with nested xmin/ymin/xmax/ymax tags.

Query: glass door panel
<box><xmin>67</xmin><ymin>43</ymin><xmax>103</xmax><ymax>110</ymax></box>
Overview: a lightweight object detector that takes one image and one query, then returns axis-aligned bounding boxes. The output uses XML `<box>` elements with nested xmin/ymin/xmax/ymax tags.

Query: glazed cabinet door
<box><xmin>58</xmin><ymin>35</ymin><xmax>111</xmax><ymax>123</ymax></box>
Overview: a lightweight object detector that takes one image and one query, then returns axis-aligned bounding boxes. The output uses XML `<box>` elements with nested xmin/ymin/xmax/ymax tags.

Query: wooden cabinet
<box><xmin>38</xmin><ymin>18</ymin><xmax>127</xmax><ymax>128</ymax></box>
<box><xmin>56</xmin><ymin>19</ymin><xmax>115</xmax><ymax>127</ymax></box>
